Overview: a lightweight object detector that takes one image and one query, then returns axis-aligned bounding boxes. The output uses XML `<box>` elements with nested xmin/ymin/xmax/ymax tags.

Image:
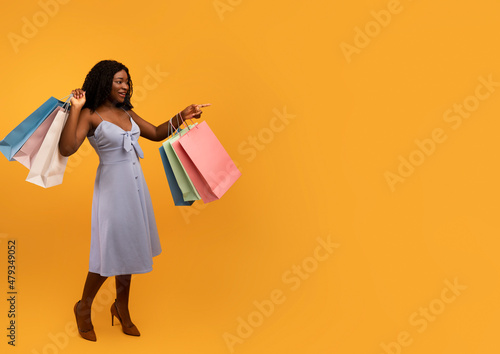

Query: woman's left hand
<box><xmin>181</xmin><ymin>103</ymin><xmax>211</xmax><ymax>120</ymax></box>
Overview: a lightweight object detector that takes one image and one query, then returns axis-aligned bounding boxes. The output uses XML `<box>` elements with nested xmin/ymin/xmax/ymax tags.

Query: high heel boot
<box><xmin>110</xmin><ymin>300</ymin><xmax>140</xmax><ymax>336</ymax></box>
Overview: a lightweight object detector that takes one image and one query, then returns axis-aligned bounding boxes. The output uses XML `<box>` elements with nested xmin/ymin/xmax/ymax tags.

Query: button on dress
<box><xmin>87</xmin><ymin>109</ymin><xmax>161</xmax><ymax>277</ymax></box>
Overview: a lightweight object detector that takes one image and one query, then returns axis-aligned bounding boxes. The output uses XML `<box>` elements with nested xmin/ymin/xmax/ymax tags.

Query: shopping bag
<box><xmin>159</xmin><ymin>146</ymin><xmax>194</xmax><ymax>206</ymax></box>
<box><xmin>13</xmin><ymin>107</ymin><xmax>63</xmax><ymax>169</ymax></box>
<box><xmin>0</xmin><ymin>97</ymin><xmax>63</xmax><ymax>161</ymax></box>
<box><xmin>172</xmin><ymin>121</ymin><xmax>241</xmax><ymax>203</ymax></box>
<box><xmin>25</xmin><ymin>99</ymin><xmax>71</xmax><ymax>188</ymax></box>
<box><xmin>162</xmin><ymin>124</ymin><xmax>201</xmax><ymax>202</ymax></box>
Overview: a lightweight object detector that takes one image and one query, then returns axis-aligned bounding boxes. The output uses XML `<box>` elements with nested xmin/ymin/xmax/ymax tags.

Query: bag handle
<box><xmin>60</xmin><ymin>94</ymin><xmax>73</xmax><ymax>111</ymax></box>
<box><xmin>169</xmin><ymin>111</ymin><xmax>195</xmax><ymax>137</ymax></box>
<box><xmin>179</xmin><ymin>112</ymin><xmax>196</xmax><ymax>131</ymax></box>
<box><xmin>168</xmin><ymin>117</ymin><xmax>177</xmax><ymax>137</ymax></box>
<box><xmin>168</xmin><ymin>114</ymin><xmax>182</xmax><ymax>137</ymax></box>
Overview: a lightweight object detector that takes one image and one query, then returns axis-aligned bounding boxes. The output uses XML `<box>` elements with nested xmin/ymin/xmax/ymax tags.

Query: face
<box><xmin>109</xmin><ymin>69</ymin><xmax>129</xmax><ymax>104</ymax></box>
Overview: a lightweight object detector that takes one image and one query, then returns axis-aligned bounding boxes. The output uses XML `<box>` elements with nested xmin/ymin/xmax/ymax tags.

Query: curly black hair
<box><xmin>81</xmin><ymin>60</ymin><xmax>134</xmax><ymax>112</ymax></box>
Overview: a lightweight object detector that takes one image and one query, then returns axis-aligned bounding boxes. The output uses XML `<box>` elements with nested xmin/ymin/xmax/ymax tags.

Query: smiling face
<box><xmin>108</xmin><ymin>69</ymin><xmax>129</xmax><ymax>104</ymax></box>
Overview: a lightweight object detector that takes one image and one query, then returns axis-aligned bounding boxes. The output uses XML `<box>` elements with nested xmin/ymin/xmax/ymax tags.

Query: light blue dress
<box><xmin>87</xmin><ymin>109</ymin><xmax>161</xmax><ymax>277</ymax></box>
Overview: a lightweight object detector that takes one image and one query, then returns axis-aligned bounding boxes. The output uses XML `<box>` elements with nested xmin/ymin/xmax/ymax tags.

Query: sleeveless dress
<box><xmin>87</xmin><ymin>109</ymin><xmax>162</xmax><ymax>277</ymax></box>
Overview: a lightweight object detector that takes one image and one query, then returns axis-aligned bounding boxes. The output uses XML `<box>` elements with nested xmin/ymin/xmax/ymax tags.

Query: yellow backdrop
<box><xmin>1</xmin><ymin>0</ymin><xmax>499</xmax><ymax>353</ymax></box>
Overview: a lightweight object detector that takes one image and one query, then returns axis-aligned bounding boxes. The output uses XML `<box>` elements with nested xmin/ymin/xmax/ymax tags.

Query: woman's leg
<box><xmin>76</xmin><ymin>272</ymin><xmax>107</xmax><ymax>331</ymax></box>
<box><xmin>115</xmin><ymin>274</ymin><xmax>136</xmax><ymax>328</ymax></box>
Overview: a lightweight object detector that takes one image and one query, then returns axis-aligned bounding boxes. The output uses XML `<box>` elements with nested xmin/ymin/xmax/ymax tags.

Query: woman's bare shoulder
<box><xmin>80</xmin><ymin>107</ymin><xmax>103</xmax><ymax>130</ymax></box>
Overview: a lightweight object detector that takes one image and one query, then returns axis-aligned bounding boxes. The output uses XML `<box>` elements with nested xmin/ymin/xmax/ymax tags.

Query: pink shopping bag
<box><xmin>172</xmin><ymin>121</ymin><xmax>241</xmax><ymax>203</ymax></box>
<box><xmin>13</xmin><ymin>107</ymin><xmax>63</xmax><ymax>169</ymax></box>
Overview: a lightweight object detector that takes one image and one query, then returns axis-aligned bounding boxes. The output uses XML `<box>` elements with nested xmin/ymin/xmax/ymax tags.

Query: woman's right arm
<box><xmin>59</xmin><ymin>89</ymin><xmax>91</xmax><ymax>157</ymax></box>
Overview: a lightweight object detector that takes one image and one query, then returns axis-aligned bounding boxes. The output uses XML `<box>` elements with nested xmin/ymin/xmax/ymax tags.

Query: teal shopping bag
<box><xmin>0</xmin><ymin>97</ymin><xmax>63</xmax><ymax>161</ymax></box>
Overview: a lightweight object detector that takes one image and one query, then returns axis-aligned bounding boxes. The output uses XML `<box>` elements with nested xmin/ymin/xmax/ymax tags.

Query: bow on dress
<box><xmin>122</xmin><ymin>131</ymin><xmax>144</xmax><ymax>159</ymax></box>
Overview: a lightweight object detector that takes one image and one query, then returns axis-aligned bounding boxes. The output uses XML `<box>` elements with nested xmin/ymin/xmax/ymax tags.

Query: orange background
<box><xmin>1</xmin><ymin>0</ymin><xmax>500</xmax><ymax>353</ymax></box>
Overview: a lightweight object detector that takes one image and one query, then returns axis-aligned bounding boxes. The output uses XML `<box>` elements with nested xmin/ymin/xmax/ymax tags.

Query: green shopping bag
<box><xmin>162</xmin><ymin>124</ymin><xmax>200</xmax><ymax>201</ymax></box>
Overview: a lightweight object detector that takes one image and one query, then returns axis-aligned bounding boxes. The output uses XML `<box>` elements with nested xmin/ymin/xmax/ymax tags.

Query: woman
<box><xmin>59</xmin><ymin>60</ymin><xmax>210</xmax><ymax>341</ymax></box>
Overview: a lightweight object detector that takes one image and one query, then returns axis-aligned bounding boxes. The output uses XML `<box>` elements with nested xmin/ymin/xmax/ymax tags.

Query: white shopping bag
<box><xmin>26</xmin><ymin>98</ymin><xmax>71</xmax><ymax>188</ymax></box>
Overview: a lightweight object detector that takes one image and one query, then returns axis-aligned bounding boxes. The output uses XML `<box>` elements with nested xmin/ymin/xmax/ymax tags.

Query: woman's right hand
<box><xmin>70</xmin><ymin>89</ymin><xmax>86</xmax><ymax>109</ymax></box>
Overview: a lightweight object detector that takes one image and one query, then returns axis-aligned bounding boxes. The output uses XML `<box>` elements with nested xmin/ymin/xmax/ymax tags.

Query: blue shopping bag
<box><xmin>0</xmin><ymin>97</ymin><xmax>63</xmax><ymax>161</ymax></box>
<box><xmin>159</xmin><ymin>146</ymin><xmax>194</xmax><ymax>206</ymax></box>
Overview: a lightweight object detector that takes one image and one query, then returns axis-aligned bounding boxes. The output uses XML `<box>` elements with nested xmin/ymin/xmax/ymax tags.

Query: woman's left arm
<box><xmin>130</xmin><ymin>103</ymin><xmax>211</xmax><ymax>141</ymax></box>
